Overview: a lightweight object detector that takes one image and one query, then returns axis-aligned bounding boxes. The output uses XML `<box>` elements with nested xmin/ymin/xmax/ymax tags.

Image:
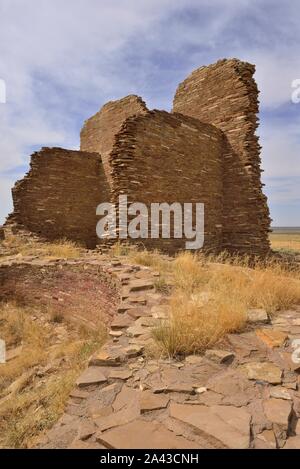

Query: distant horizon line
<box><xmin>271</xmin><ymin>226</ymin><xmax>300</xmax><ymax>229</ymax></box>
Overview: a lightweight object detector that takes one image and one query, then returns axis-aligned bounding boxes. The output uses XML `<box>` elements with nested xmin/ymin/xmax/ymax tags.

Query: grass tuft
<box><xmin>153</xmin><ymin>251</ymin><xmax>300</xmax><ymax>357</ymax></box>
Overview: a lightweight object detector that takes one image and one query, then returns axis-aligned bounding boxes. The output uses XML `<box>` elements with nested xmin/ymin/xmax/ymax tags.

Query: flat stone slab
<box><xmin>78</xmin><ymin>419</ymin><xmax>97</xmax><ymax>441</ymax></box>
<box><xmin>269</xmin><ymin>386</ymin><xmax>292</xmax><ymax>400</ymax></box>
<box><xmin>124</xmin><ymin>345</ymin><xmax>144</xmax><ymax>358</ymax></box>
<box><xmin>254</xmin><ymin>429</ymin><xmax>277</xmax><ymax>449</ymax></box>
<box><xmin>242</xmin><ymin>361</ymin><xmax>282</xmax><ymax>384</ymax></box>
<box><xmin>111</xmin><ymin>315</ymin><xmax>132</xmax><ymax>330</ymax></box>
<box><xmin>255</xmin><ymin>329</ymin><xmax>288</xmax><ymax>348</ymax></box>
<box><xmin>206</xmin><ymin>369</ymin><xmax>257</xmax><ymax>407</ymax></box>
<box><xmin>170</xmin><ymin>402</ymin><xmax>251</xmax><ymax>449</ymax></box>
<box><xmin>284</xmin><ymin>436</ymin><xmax>300</xmax><ymax>449</ymax></box>
<box><xmin>128</xmin><ymin>280</ymin><xmax>154</xmax><ymax>292</ymax></box>
<box><xmin>247</xmin><ymin>309</ymin><xmax>269</xmax><ymax>324</ymax></box>
<box><xmin>96</xmin><ymin>382</ymin><xmax>123</xmax><ymax>407</ymax></box>
<box><xmin>127</xmin><ymin>307</ymin><xmax>152</xmax><ymax>319</ymax></box>
<box><xmin>76</xmin><ymin>367</ymin><xmax>107</xmax><ymax>388</ymax></box>
<box><xmin>127</xmin><ymin>325</ymin><xmax>148</xmax><ymax>337</ymax></box>
<box><xmin>113</xmin><ymin>385</ymin><xmax>140</xmax><ymax>412</ymax></box>
<box><xmin>108</xmin><ymin>369</ymin><xmax>133</xmax><ymax>380</ymax></box>
<box><xmin>117</xmin><ymin>303</ymin><xmax>134</xmax><ymax>314</ymax></box>
<box><xmin>140</xmin><ymin>391</ymin><xmax>169</xmax><ymax>413</ymax></box>
<box><xmin>95</xmin><ymin>400</ymin><xmax>140</xmax><ymax>432</ymax></box>
<box><xmin>109</xmin><ymin>330</ymin><xmax>123</xmax><ymax>338</ymax></box>
<box><xmin>69</xmin><ymin>389</ymin><xmax>90</xmax><ymax>400</ymax></box>
<box><xmin>263</xmin><ymin>398</ymin><xmax>292</xmax><ymax>428</ymax></box>
<box><xmin>89</xmin><ymin>348</ymin><xmax>125</xmax><ymax>367</ymax></box>
<box><xmin>96</xmin><ymin>419</ymin><xmax>199</xmax><ymax>449</ymax></box>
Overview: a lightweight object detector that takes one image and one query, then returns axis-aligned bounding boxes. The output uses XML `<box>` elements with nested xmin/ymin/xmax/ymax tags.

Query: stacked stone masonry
<box><xmin>80</xmin><ymin>95</ymin><xmax>148</xmax><ymax>183</ymax></box>
<box><xmin>8</xmin><ymin>148</ymin><xmax>110</xmax><ymax>248</ymax></box>
<box><xmin>173</xmin><ymin>59</ymin><xmax>271</xmax><ymax>253</ymax></box>
<box><xmin>7</xmin><ymin>59</ymin><xmax>271</xmax><ymax>255</ymax></box>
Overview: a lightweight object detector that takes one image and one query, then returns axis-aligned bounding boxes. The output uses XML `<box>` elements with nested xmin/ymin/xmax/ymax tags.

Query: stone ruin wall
<box><xmin>173</xmin><ymin>59</ymin><xmax>271</xmax><ymax>254</ymax></box>
<box><xmin>9</xmin><ymin>148</ymin><xmax>110</xmax><ymax>248</ymax></box>
<box><xmin>80</xmin><ymin>95</ymin><xmax>148</xmax><ymax>183</ymax></box>
<box><xmin>6</xmin><ymin>59</ymin><xmax>271</xmax><ymax>256</ymax></box>
<box><xmin>109</xmin><ymin>110</ymin><xmax>224</xmax><ymax>254</ymax></box>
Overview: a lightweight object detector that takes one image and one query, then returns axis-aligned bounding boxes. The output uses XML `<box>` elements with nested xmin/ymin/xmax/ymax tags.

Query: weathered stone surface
<box><xmin>76</xmin><ymin>367</ymin><xmax>107</xmax><ymax>388</ymax></box>
<box><xmin>154</xmin><ymin>384</ymin><xmax>195</xmax><ymax>395</ymax></box>
<box><xmin>96</xmin><ymin>420</ymin><xmax>199</xmax><ymax>449</ymax></box>
<box><xmin>124</xmin><ymin>345</ymin><xmax>144</xmax><ymax>358</ymax></box>
<box><xmin>255</xmin><ymin>329</ymin><xmax>288</xmax><ymax>348</ymax></box>
<box><xmin>127</xmin><ymin>307</ymin><xmax>152</xmax><ymax>319</ymax></box>
<box><xmin>128</xmin><ymin>280</ymin><xmax>154</xmax><ymax>293</ymax></box>
<box><xmin>247</xmin><ymin>309</ymin><xmax>269</xmax><ymax>324</ymax></box>
<box><xmin>117</xmin><ymin>303</ymin><xmax>132</xmax><ymax>314</ymax></box>
<box><xmin>140</xmin><ymin>391</ymin><xmax>169</xmax><ymax>413</ymax></box>
<box><xmin>242</xmin><ymin>362</ymin><xmax>282</xmax><ymax>384</ymax></box>
<box><xmin>87</xmin><ymin>403</ymin><xmax>113</xmax><ymax>420</ymax></box>
<box><xmin>69</xmin><ymin>389</ymin><xmax>90</xmax><ymax>400</ymax></box>
<box><xmin>127</xmin><ymin>324</ymin><xmax>148</xmax><ymax>338</ymax></box>
<box><xmin>108</xmin><ymin>369</ymin><xmax>132</xmax><ymax>381</ymax></box>
<box><xmin>207</xmin><ymin>369</ymin><xmax>257</xmax><ymax>407</ymax></box>
<box><xmin>111</xmin><ymin>314</ymin><xmax>132</xmax><ymax>330</ymax></box>
<box><xmin>269</xmin><ymin>386</ymin><xmax>292</xmax><ymax>400</ymax></box>
<box><xmin>195</xmin><ymin>387</ymin><xmax>207</xmax><ymax>394</ymax></box>
<box><xmin>113</xmin><ymin>385</ymin><xmax>139</xmax><ymax>412</ymax></box>
<box><xmin>78</xmin><ymin>419</ymin><xmax>97</xmax><ymax>441</ymax></box>
<box><xmin>109</xmin><ymin>330</ymin><xmax>123</xmax><ymax>338</ymax></box>
<box><xmin>284</xmin><ymin>436</ymin><xmax>300</xmax><ymax>449</ymax></box>
<box><xmin>263</xmin><ymin>398</ymin><xmax>292</xmax><ymax>428</ymax></box>
<box><xmin>89</xmin><ymin>348</ymin><xmax>125</xmax><ymax>367</ymax></box>
<box><xmin>205</xmin><ymin>349</ymin><xmax>235</xmax><ymax>364</ymax></box>
<box><xmin>95</xmin><ymin>400</ymin><xmax>140</xmax><ymax>432</ymax></box>
<box><xmin>255</xmin><ymin>430</ymin><xmax>277</xmax><ymax>449</ymax></box>
<box><xmin>170</xmin><ymin>402</ymin><xmax>251</xmax><ymax>449</ymax></box>
<box><xmin>96</xmin><ymin>382</ymin><xmax>123</xmax><ymax>407</ymax></box>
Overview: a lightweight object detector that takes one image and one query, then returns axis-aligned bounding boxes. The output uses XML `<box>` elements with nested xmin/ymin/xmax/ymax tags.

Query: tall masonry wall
<box><xmin>173</xmin><ymin>59</ymin><xmax>271</xmax><ymax>254</ymax></box>
<box><xmin>80</xmin><ymin>95</ymin><xmax>148</xmax><ymax>183</ymax></box>
<box><xmin>9</xmin><ymin>148</ymin><xmax>110</xmax><ymax>248</ymax></box>
<box><xmin>108</xmin><ymin>110</ymin><xmax>224</xmax><ymax>254</ymax></box>
<box><xmin>6</xmin><ymin>59</ymin><xmax>271</xmax><ymax>256</ymax></box>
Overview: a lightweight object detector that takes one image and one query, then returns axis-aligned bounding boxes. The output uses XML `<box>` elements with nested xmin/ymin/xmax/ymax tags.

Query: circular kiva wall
<box><xmin>0</xmin><ymin>260</ymin><xmax>120</xmax><ymax>329</ymax></box>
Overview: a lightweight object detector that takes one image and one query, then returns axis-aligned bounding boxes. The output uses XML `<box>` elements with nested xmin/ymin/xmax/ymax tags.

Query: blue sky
<box><xmin>0</xmin><ymin>0</ymin><xmax>299</xmax><ymax>226</ymax></box>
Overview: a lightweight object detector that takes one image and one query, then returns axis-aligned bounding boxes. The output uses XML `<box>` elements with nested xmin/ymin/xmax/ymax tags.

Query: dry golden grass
<box><xmin>1</xmin><ymin>234</ymin><xmax>82</xmax><ymax>259</ymax></box>
<box><xmin>0</xmin><ymin>302</ymin><xmax>106</xmax><ymax>448</ymax></box>
<box><xmin>270</xmin><ymin>231</ymin><xmax>300</xmax><ymax>254</ymax></box>
<box><xmin>108</xmin><ymin>241</ymin><xmax>132</xmax><ymax>257</ymax></box>
<box><xmin>127</xmin><ymin>247</ymin><xmax>171</xmax><ymax>274</ymax></box>
<box><xmin>153</xmin><ymin>251</ymin><xmax>300</xmax><ymax>357</ymax></box>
